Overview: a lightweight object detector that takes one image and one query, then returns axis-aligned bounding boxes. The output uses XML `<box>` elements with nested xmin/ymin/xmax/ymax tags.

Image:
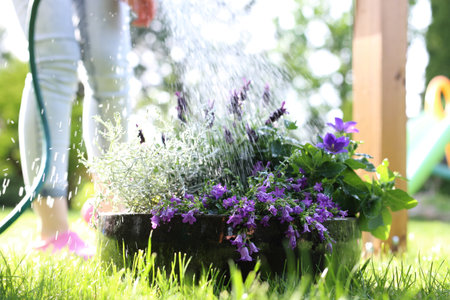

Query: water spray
<box><xmin>0</xmin><ymin>0</ymin><xmax>49</xmax><ymax>234</ymax></box>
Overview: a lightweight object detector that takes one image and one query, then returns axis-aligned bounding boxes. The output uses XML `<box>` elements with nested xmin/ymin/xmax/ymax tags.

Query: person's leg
<box><xmin>76</xmin><ymin>0</ymin><xmax>132</xmax><ymax>159</ymax></box>
<box><xmin>12</xmin><ymin>0</ymin><xmax>79</xmax><ymax>240</ymax></box>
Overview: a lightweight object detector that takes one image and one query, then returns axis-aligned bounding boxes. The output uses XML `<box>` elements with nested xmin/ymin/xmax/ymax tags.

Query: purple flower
<box><xmin>184</xmin><ymin>194</ymin><xmax>194</xmax><ymax>202</ymax></box>
<box><xmin>231</xmin><ymin>234</ymin><xmax>245</xmax><ymax>248</ymax></box>
<box><xmin>313</xmin><ymin>182</ymin><xmax>323</xmax><ymax>192</ymax></box>
<box><xmin>175</xmin><ymin>91</ymin><xmax>188</xmax><ymax>123</ymax></box>
<box><xmin>256</xmin><ymin>191</ymin><xmax>274</xmax><ymax>203</ymax></box>
<box><xmin>316</xmin><ymin>133</ymin><xmax>350</xmax><ymax>154</ymax></box>
<box><xmin>246</xmin><ymin>215</ymin><xmax>257</xmax><ymax>230</ymax></box>
<box><xmin>265</xmin><ymin>101</ymin><xmax>287</xmax><ymax>125</ymax></box>
<box><xmin>249</xmin><ymin>242</ymin><xmax>259</xmax><ymax>255</ymax></box>
<box><xmin>302</xmin><ymin>199</ymin><xmax>312</xmax><ymax>208</ymax></box>
<box><xmin>339</xmin><ymin>210</ymin><xmax>348</xmax><ymax>218</ymax></box>
<box><xmin>262</xmin><ymin>83</ymin><xmax>271</xmax><ymax>104</ymax></box>
<box><xmin>303</xmin><ymin>223</ymin><xmax>310</xmax><ymax>233</ymax></box>
<box><xmin>170</xmin><ymin>196</ymin><xmax>182</xmax><ymax>204</ymax></box>
<box><xmin>151</xmin><ymin>215</ymin><xmax>160</xmax><ymax>229</ymax></box>
<box><xmin>261</xmin><ymin>215</ymin><xmax>270</xmax><ymax>227</ymax></box>
<box><xmin>280</xmin><ymin>206</ymin><xmax>294</xmax><ymax>223</ymax></box>
<box><xmin>327</xmin><ymin>117</ymin><xmax>359</xmax><ymax>133</ymax></box>
<box><xmin>252</xmin><ymin>161</ymin><xmax>265</xmax><ymax>175</ymax></box>
<box><xmin>223</xmin><ymin>196</ymin><xmax>237</xmax><ymax>209</ymax></box>
<box><xmin>246</xmin><ymin>123</ymin><xmax>258</xmax><ymax>143</ymax></box>
<box><xmin>210</xmin><ymin>184</ymin><xmax>228</xmax><ymax>200</ymax></box>
<box><xmin>181</xmin><ymin>210</ymin><xmax>197</xmax><ymax>225</ymax></box>
<box><xmin>223</xmin><ymin>127</ymin><xmax>234</xmax><ymax>144</ymax></box>
<box><xmin>227</xmin><ymin>213</ymin><xmax>243</xmax><ymax>228</ymax></box>
<box><xmin>238</xmin><ymin>246</ymin><xmax>252</xmax><ymax>261</ymax></box>
<box><xmin>161</xmin><ymin>207</ymin><xmax>176</xmax><ymax>222</ymax></box>
<box><xmin>272</xmin><ymin>187</ymin><xmax>285</xmax><ymax>198</ymax></box>
<box><xmin>268</xmin><ymin>205</ymin><xmax>278</xmax><ymax>216</ymax></box>
<box><xmin>293</xmin><ymin>206</ymin><xmax>303</xmax><ymax>214</ymax></box>
<box><xmin>285</xmin><ymin>225</ymin><xmax>300</xmax><ymax>249</ymax></box>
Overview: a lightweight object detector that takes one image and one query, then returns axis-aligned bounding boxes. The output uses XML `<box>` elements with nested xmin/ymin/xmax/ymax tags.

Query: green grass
<box><xmin>0</xmin><ymin>209</ymin><xmax>448</xmax><ymax>299</ymax></box>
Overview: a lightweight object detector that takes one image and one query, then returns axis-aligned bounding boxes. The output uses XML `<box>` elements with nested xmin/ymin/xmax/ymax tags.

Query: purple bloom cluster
<box><xmin>231</xmin><ymin>233</ymin><xmax>259</xmax><ymax>261</ymax></box>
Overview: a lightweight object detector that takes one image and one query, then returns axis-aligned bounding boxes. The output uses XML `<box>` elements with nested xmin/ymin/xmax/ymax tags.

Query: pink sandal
<box><xmin>34</xmin><ymin>231</ymin><xmax>95</xmax><ymax>260</ymax></box>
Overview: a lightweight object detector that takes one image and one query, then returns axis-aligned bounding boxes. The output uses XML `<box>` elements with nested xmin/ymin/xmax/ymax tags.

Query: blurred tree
<box><xmin>425</xmin><ymin>0</ymin><xmax>450</xmax><ymax>83</ymax></box>
<box><xmin>275</xmin><ymin>0</ymin><xmax>353</xmax><ymax>123</ymax></box>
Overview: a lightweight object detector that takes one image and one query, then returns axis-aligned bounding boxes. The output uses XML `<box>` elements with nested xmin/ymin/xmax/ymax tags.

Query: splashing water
<box><xmin>158</xmin><ymin>0</ymin><xmax>290</xmax><ymax>116</ymax></box>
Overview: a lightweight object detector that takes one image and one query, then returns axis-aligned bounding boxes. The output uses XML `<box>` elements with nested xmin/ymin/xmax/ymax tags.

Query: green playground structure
<box><xmin>407</xmin><ymin>76</ymin><xmax>450</xmax><ymax>195</ymax></box>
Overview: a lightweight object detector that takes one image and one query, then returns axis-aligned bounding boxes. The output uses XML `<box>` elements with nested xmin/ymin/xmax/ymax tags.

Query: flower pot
<box><xmin>98</xmin><ymin>213</ymin><xmax>361</xmax><ymax>278</ymax></box>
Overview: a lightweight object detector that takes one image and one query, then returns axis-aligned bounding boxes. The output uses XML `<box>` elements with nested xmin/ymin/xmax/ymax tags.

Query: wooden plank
<box><xmin>352</xmin><ymin>0</ymin><xmax>408</xmax><ymax>254</ymax></box>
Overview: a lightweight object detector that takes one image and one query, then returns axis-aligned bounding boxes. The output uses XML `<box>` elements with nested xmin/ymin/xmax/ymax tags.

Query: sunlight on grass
<box><xmin>0</xmin><ymin>209</ymin><xmax>448</xmax><ymax>299</ymax></box>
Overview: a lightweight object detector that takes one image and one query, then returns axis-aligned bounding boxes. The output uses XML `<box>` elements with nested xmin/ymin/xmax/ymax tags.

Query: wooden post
<box><xmin>352</xmin><ymin>0</ymin><xmax>408</xmax><ymax>253</ymax></box>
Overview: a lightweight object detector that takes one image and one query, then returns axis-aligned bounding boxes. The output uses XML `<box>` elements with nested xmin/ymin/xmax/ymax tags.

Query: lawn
<box><xmin>0</xmin><ymin>208</ymin><xmax>449</xmax><ymax>299</ymax></box>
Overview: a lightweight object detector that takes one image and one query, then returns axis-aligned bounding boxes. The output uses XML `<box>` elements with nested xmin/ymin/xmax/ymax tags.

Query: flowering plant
<box><xmin>87</xmin><ymin>81</ymin><xmax>418</xmax><ymax>261</ymax></box>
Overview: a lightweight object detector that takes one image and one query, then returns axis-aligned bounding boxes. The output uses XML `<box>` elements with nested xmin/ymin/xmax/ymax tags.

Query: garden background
<box><xmin>0</xmin><ymin>0</ymin><xmax>448</xmax><ymax>298</ymax></box>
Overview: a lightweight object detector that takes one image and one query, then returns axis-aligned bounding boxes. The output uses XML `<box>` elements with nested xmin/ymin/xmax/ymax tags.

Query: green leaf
<box><xmin>316</xmin><ymin>162</ymin><xmax>346</xmax><ymax>178</ymax></box>
<box><xmin>344</xmin><ymin>159</ymin><xmax>367</xmax><ymax>170</ymax></box>
<box><xmin>383</xmin><ymin>189</ymin><xmax>418</xmax><ymax>211</ymax></box>
<box><xmin>341</xmin><ymin>168</ymin><xmax>369</xmax><ymax>195</ymax></box>
<box><xmin>284</xmin><ymin>119</ymin><xmax>298</xmax><ymax>130</ymax></box>
<box><xmin>358</xmin><ymin>207</ymin><xmax>392</xmax><ymax>240</ymax></box>
<box><xmin>362</xmin><ymin>195</ymin><xmax>382</xmax><ymax>218</ymax></box>
<box><xmin>376</xmin><ymin>159</ymin><xmax>395</xmax><ymax>183</ymax></box>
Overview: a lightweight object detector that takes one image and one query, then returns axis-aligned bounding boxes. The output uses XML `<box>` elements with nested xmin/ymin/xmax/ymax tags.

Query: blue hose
<box><xmin>0</xmin><ymin>0</ymin><xmax>50</xmax><ymax>234</ymax></box>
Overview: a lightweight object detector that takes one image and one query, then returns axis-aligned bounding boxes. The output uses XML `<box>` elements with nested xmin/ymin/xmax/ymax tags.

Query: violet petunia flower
<box><xmin>316</xmin><ymin>133</ymin><xmax>350</xmax><ymax>154</ymax></box>
<box><xmin>327</xmin><ymin>117</ymin><xmax>359</xmax><ymax>133</ymax></box>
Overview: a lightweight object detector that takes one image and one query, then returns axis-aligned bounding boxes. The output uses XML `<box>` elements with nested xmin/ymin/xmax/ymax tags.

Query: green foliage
<box><xmin>0</xmin><ymin>59</ymin><xmax>27</xmax><ymax>206</ymax></box>
<box><xmin>425</xmin><ymin>0</ymin><xmax>450</xmax><ymax>83</ymax></box>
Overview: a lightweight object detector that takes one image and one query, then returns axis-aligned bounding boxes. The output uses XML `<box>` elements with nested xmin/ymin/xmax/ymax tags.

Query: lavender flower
<box><xmin>262</xmin><ymin>83</ymin><xmax>271</xmax><ymax>104</ymax></box>
<box><xmin>181</xmin><ymin>210</ymin><xmax>196</xmax><ymax>225</ymax></box>
<box><xmin>327</xmin><ymin>117</ymin><xmax>359</xmax><ymax>133</ymax></box>
<box><xmin>265</xmin><ymin>101</ymin><xmax>287</xmax><ymax>125</ymax></box>
<box><xmin>223</xmin><ymin>127</ymin><xmax>234</xmax><ymax>144</ymax></box>
<box><xmin>136</xmin><ymin>124</ymin><xmax>145</xmax><ymax>144</ymax></box>
<box><xmin>175</xmin><ymin>91</ymin><xmax>188</xmax><ymax>122</ymax></box>
<box><xmin>245</xmin><ymin>123</ymin><xmax>258</xmax><ymax>143</ymax></box>
<box><xmin>240</xmin><ymin>78</ymin><xmax>251</xmax><ymax>101</ymax></box>
<box><xmin>316</xmin><ymin>133</ymin><xmax>350</xmax><ymax>154</ymax></box>
<box><xmin>229</xmin><ymin>90</ymin><xmax>242</xmax><ymax>118</ymax></box>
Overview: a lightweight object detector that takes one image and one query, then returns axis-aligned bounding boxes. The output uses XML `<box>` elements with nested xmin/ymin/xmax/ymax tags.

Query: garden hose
<box><xmin>0</xmin><ymin>0</ymin><xmax>50</xmax><ymax>234</ymax></box>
